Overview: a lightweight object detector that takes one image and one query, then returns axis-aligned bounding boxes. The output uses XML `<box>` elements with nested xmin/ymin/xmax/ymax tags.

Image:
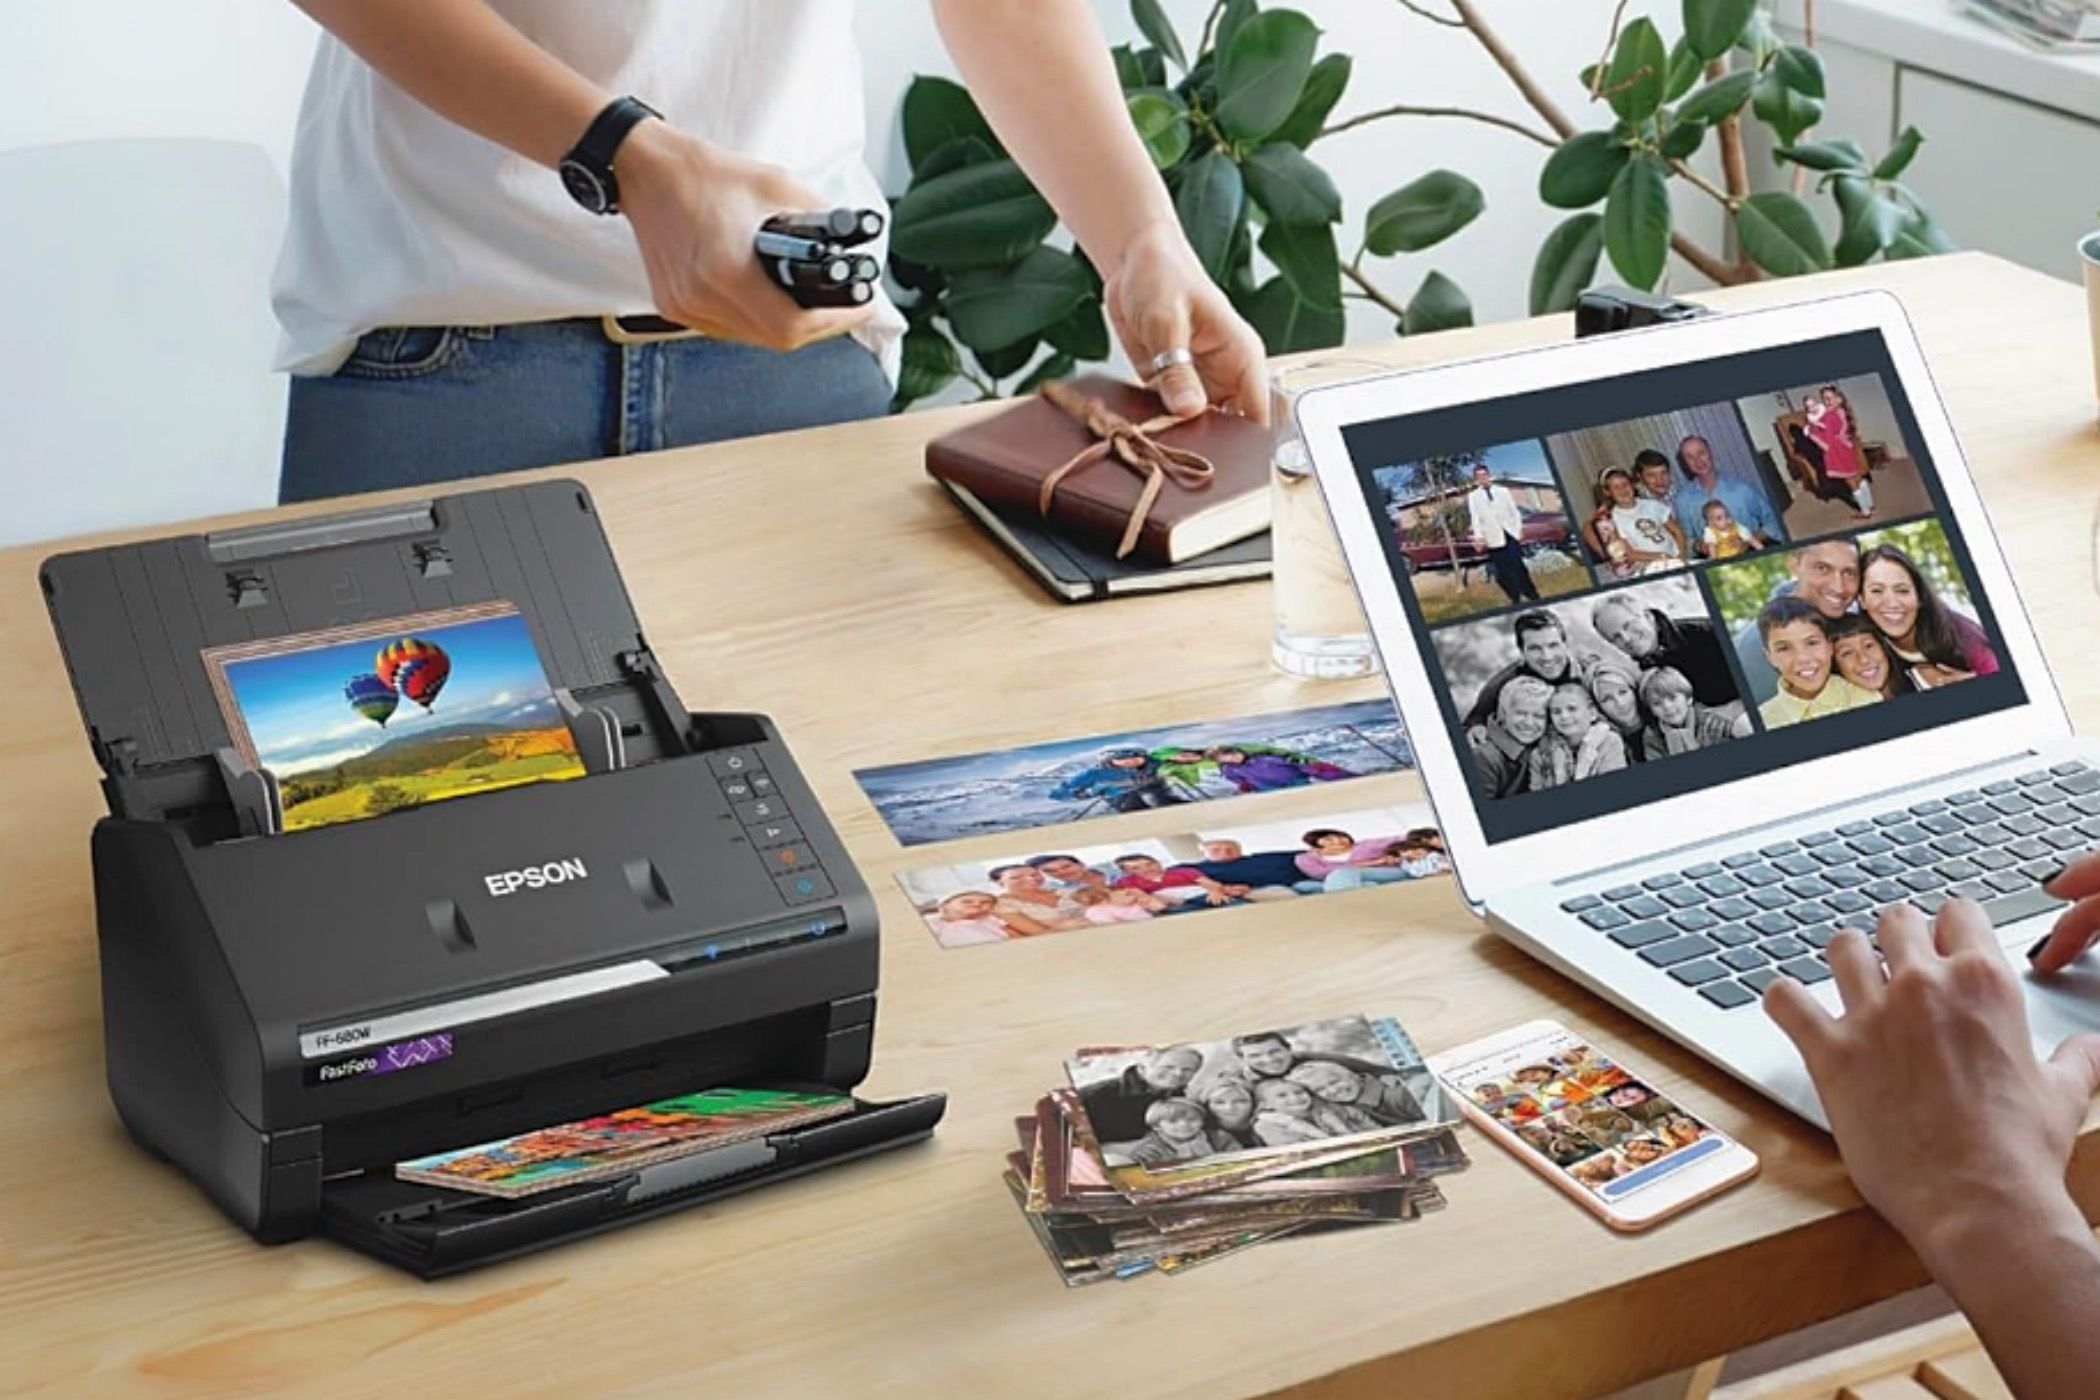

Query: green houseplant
<box><xmin>886</xmin><ymin>0</ymin><xmax>1952</xmax><ymax>409</ymax></box>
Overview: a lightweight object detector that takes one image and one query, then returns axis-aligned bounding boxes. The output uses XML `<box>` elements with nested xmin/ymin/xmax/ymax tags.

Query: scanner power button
<box><xmin>774</xmin><ymin>869</ymin><xmax>836</xmax><ymax>905</ymax></box>
<box><xmin>707</xmin><ymin>749</ymin><xmax>761</xmax><ymax>778</ymax></box>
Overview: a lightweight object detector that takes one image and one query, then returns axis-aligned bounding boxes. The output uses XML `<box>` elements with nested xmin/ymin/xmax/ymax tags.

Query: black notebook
<box><xmin>940</xmin><ymin>482</ymin><xmax>1271</xmax><ymax>603</ymax></box>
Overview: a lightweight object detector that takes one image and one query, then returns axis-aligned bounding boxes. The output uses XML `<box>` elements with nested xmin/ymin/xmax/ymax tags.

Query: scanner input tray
<box><xmin>319</xmin><ymin>1092</ymin><xmax>946</xmax><ymax>1278</ymax></box>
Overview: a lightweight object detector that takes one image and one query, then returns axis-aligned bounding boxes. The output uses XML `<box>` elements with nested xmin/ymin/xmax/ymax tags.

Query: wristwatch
<box><xmin>559</xmin><ymin>96</ymin><xmax>661</xmax><ymax>215</ymax></box>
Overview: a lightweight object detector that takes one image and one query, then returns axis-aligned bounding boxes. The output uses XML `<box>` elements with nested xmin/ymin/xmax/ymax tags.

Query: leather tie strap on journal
<box><xmin>1035</xmin><ymin>378</ymin><xmax>1215</xmax><ymax>559</ymax></box>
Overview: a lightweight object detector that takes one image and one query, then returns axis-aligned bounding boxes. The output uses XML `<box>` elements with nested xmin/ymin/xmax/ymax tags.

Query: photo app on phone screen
<box><xmin>1438</xmin><ymin>1026</ymin><xmax>1732</xmax><ymax>1201</ymax></box>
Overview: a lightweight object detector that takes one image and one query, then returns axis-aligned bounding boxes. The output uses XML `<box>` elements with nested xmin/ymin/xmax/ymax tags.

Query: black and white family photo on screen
<box><xmin>1433</xmin><ymin>575</ymin><xmax>1750</xmax><ymax>798</ymax></box>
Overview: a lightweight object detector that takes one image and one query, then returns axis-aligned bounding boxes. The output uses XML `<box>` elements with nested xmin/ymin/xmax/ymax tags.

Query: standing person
<box><xmin>1807</xmin><ymin>386</ymin><xmax>1873</xmax><ymax>519</ymax></box>
<box><xmin>275</xmin><ymin>0</ymin><xmax>1268</xmax><ymax>501</ymax></box>
<box><xmin>1858</xmin><ymin>543</ymin><xmax>1999</xmax><ymax>685</ymax></box>
<box><xmin>1466</xmin><ymin>463</ymin><xmax>1539</xmax><ymax>604</ymax></box>
<box><xmin>1671</xmin><ymin>433</ymin><xmax>1784</xmax><ymax>555</ymax></box>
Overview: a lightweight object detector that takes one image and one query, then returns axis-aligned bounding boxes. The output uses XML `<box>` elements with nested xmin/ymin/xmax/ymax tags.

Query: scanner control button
<box><xmin>765</xmin><ymin>844</ymin><xmax>815</xmax><ymax>873</ymax></box>
<box><xmin>747</xmin><ymin>772</ymin><xmax>777</xmax><ymax>797</ymax></box>
<box><xmin>719</xmin><ymin>775</ymin><xmax>756</xmax><ymax>802</ymax></box>
<box><xmin>733</xmin><ymin>796</ymin><xmax>789</xmax><ymax>826</ymax></box>
<box><xmin>708</xmin><ymin>749</ymin><xmax>761</xmax><ymax>778</ymax></box>
<box><xmin>751</xmin><ymin>818</ymin><xmax>805</xmax><ymax>849</ymax></box>
<box><xmin>775</xmin><ymin>869</ymin><xmax>836</xmax><ymax>905</ymax></box>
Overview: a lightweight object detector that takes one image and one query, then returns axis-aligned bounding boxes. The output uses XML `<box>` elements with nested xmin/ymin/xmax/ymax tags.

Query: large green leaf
<box><xmin>891</xmin><ymin>159</ymin><xmax>1055</xmax><ymax>271</ymax></box>
<box><xmin>1539</xmin><ymin>130</ymin><xmax>1629</xmax><ymax>210</ymax></box>
<box><xmin>1683</xmin><ymin>0</ymin><xmax>1757</xmax><ymax>60</ymax></box>
<box><xmin>1873</xmin><ymin>125</ymin><xmax>1924</xmax><ymax>180</ymax></box>
<box><xmin>1214</xmin><ymin>9</ymin><xmax>1319</xmax><ymax>142</ymax></box>
<box><xmin>973</xmin><ymin>336</ymin><xmax>1040</xmax><ymax>380</ymax></box>
<box><xmin>1044</xmin><ymin>295</ymin><xmax>1111</xmax><ymax>360</ymax></box>
<box><xmin>1364</xmin><ymin>169</ymin><xmax>1484</xmax><ymax>254</ymax></box>
<box><xmin>1127</xmin><ymin>89</ymin><xmax>1193</xmax><ymax>169</ymax></box>
<box><xmin>1131</xmin><ymin>0</ymin><xmax>1188</xmax><ymax>72</ymax></box>
<box><xmin>1175</xmin><ymin>150</ymin><xmax>1245</xmax><ymax>279</ymax></box>
<box><xmin>946</xmin><ymin>248</ymin><xmax>1092</xmax><ymax>351</ymax></box>
<box><xmin>1831</xmin><ymin>175</ymin><xmax>1908</xmax><ymax>266</ymax></box>
<box><xmin>1736</xmin><ymin>190</ymin><xmax>1832</xmax><ymax>276</ymax></box>
<box><xmin>1529</xmin><ymin>212</ymin><xmax>1606</xmax><ymax>315</ymax></box>
<box><xmin>893</xmin><ymin>324</ymin><xmax>960</xmax><ymax>411</ymax></box>
<box><xmin>1259</xmin><ymin>220</ymin><xmax>1341</xmax><ymax>310</ymax></box>
<box><xmin>1775</xmin><ymin>139</ymin><xmax>1867</xmax><ymax>173</ymax></box>
<box><xmin>1660</xmin><ymin>119</ymin><xmax>1704</xmax><ymax>160</ymax></box>
<box><xmin>1675</xmin><ymin>70</ymin><xmax>1756</xmax><ymax>126</ymax></box>
<box><xmin>1403</xmin><ymin>270</ymin><xmax>1473</xmax><ymax>334</ymax></box>
<box><xmin>1664</xmin><ymin>38</ymin><xmax>1704</xmax><ymax>101</ymax></box>
<box><xmin>901</xmin><ymin>77</ymin><xmax>994</xmax><ymax>173</ymax></box>
<box><xmin>1751</xmin><ymin>66</ymin><xmax>1822</xmax><ymax>147</ymax></box>
<box><xmin>1603</xmin><ymin>153</ymin><xmax>1670</xmax><ymax>289</ymax></box>
<box><xmin>1245</xmin><ymin>275</ymin><xmax>1344</xmax><ymax>353</ymax></box>
<box><xmin>1773</xmin><ymin>44</ymin><xmax>1826</xmax><ymax>98</ymax></box>
<box><xmin>1215</xmin><ymin>0</ymin><xmax>1258</xmax><ymax>54</ymax></box>
<box><xmin>1015</xmin><ymin>350</ymin><xmax>1079</xmax><ymax>395</ymax></box>
<box><xmin>913</xmin><ymin>135</ymin><xmax>997</xmax><ymax>184</ymax></box>
<box><xmin>1269</xmin><ymin>52</ymin><xmax>1351</xmax><ymax>147</ymax></box>
<box><xmin>1605</xmin><ymin>18</ymin><xmax>1669</xmax><ymax>123</ymax></box>
<box><xmin>1886</xmin><ymin>202</ymin><xmax>1957</xmax><ymax>260</ymax></box>
<box><xmin>1241</xmin><ymin>143</ymin><xmax>1341</xmax><ymax>225</ymax></box>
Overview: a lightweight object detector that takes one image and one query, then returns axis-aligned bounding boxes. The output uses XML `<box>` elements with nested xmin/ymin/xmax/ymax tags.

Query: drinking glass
<box><xmin>1270</xmin><ymin>359</ymin><xmax>1387</xmax><ymax>680</ymax></box>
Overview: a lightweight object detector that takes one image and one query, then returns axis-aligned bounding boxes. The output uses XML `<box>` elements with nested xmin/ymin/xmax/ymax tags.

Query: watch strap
<box><xmin>561</xmin><ymin>96</ymin><xmax>661</xmax><ymax>214</ymax></box>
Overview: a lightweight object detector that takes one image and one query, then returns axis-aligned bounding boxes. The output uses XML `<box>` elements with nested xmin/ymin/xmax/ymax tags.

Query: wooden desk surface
<box><xmin>4</xmin><ymin>253</ymin><xmax>2097</xmax><ymax>1399</ymax></box>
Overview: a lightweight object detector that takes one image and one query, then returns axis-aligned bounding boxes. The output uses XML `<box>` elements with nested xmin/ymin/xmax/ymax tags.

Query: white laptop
<box><xmin>1297</xmin><ymin>290</ymin><xmax>2100</xmax><ymax>1127</ymax></box>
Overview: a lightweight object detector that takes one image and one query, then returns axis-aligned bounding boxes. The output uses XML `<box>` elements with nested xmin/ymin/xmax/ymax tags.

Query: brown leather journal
<box><xmin>924</xmin><ymin>375</ymin><xmax>1273</xmax><ymax>564</ymax></box>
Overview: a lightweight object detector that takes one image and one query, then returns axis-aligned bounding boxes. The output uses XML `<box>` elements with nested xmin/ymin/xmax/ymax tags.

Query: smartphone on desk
<box><xmin>1427</xmin><ymin>1020</ymin><xmax>1757</xmax><ymax>1231</ymax></box>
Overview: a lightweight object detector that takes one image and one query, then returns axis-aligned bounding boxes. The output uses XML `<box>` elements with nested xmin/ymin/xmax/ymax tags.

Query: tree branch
<box><xmin>1670</xmin><ymin>157</ymin><xmax>1737</xmax><ymax>209</ymax></box>
<box><xmin>1340</xmin><ymin>261</ymin><xmax>1408</xmax><ymax>323</ymax></box>
<box><xmin>1449</xmin><ymin>0</ymin><xmax>1576</xmax><ymax>139</ymax></box>
<box><xmin>1395</xmin><ymin>0</ymin><xmax>1467</xmax><ymax>27</ymax></box>
<box><xmin>1671</xmin><ymin>230</ymin><xmax>1747</xmax><ymax>285</ymax></box>
<box><xmin>1707</xmin><ymin>59</ymin><xmax>1751</xmax><ymax>202</ymax></box>
<box><xmin>1318</xmin><ymin>102</ymin><xmax>1557</xmax><ymax>148</ymax></box>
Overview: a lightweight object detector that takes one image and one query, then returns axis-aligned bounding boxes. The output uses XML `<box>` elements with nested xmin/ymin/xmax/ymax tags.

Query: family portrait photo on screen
<box><xmin>1708</xmin><ymin>518</ymin><xmax>2002</xmax><ymax>731</ymax></box>
<box><xmin>1432</xmin><ymin>575</ymin><xmax>1750</xmax><ymax>799</ymax></box>
<box><xmin>1733</xmin><ymin>375</ymin><xmax>1930</xmax><ymax>539</ymax></box>
<box><xmin>1546</xmin><ymin>402</ymin><xmax>1791</xmax><ymax>581</ymax></box>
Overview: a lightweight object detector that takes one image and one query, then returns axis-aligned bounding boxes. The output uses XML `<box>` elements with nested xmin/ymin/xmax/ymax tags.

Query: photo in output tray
<box><xmin>202</xmin><ymin>601</ymin><xmax>588</xmax><ymax>832</ymax></box>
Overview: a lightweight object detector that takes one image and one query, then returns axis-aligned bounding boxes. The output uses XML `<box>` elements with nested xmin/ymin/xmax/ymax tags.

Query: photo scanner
<box><xmin>40</xmin><ymin>480</ymin><xmax>943</xmax><ymax>1277</ymax></box>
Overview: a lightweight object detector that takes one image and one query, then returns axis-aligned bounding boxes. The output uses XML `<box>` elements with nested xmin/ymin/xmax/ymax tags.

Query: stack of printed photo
<box><xmin>1003</xmin><ymin>1014</ymin><xmax>1469</xmax><ymax>1285</ymax></box>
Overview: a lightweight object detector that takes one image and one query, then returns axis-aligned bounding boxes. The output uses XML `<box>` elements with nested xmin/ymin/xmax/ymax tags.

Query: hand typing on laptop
<box><xmin>1766</xmin><ymin>896</ymin><xmax>2100</xmax><ymax>1400</ymax></box>
<box><xmin>2027</xmin><ymin>853</ymin><xmax>2100</xmax><ymax>973</ymax></box>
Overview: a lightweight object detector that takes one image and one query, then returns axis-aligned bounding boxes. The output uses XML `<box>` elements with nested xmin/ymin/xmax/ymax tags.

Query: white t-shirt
<box><xmin>271</xmin><ymin>1</ymin><xmax>905</xmax><ymax>378</ymax></box>
<box><xmin>1610</xmin><ymin>498</ymin><xmax>1681</xmax><ymax>559</ymax></box>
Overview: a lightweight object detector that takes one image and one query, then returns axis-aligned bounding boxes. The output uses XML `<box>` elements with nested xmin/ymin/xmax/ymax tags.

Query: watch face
<box><xmin>560</xmin><ymin>160</ymin><xmax>612</xmax><ymax>214</ymax></box>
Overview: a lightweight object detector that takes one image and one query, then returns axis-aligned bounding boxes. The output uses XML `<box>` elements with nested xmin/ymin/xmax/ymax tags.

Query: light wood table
<box><xmin>3</xmin><ymin>253</ymin><xmax>2096</xmax><ymax>1399</ymax></box>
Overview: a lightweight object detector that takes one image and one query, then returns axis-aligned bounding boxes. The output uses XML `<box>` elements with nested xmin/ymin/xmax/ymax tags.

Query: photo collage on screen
<box><xmin>1463</xmin><ymin>1039</ymin><xmax>1715</xmax><ymax>1197</ymax></box>
<box><xmin>1369</xmin><ymin>371</ymin><xmax>2006</xmax><ymax>805</ymax></box>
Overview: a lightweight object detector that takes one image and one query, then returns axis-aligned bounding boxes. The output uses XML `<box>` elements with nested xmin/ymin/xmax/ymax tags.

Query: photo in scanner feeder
<box><xmin>202</xmin><ymin>601</ymin><xmax>587</xmax><ymax>833</ymax></box>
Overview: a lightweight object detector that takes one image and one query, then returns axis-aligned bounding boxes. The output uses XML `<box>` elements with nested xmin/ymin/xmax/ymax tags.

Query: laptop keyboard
<box><xmin>1558</xmin><ymin>760</ymin><xmax>2100</xmax><ymax>1012</ymax></box>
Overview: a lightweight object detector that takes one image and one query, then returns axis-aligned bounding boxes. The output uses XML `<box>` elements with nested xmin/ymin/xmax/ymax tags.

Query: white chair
<box><xmin>0</xmin><ymin>139</ymin><xmax>287</xmax><ymax>547</ymax></box>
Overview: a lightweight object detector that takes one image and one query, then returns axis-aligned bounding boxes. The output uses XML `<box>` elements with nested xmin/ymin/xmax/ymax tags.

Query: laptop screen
<box><xmin>1338</xmin><ymin>328</ymin><xmax>2027</xmax><ymax>845</ymax></box>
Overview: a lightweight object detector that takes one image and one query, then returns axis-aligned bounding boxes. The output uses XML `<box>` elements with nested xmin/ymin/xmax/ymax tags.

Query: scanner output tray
<box><xmin>320</xmin><ymin>1091</ymin><xmax>945</xmax><ymax>1278</ymax></box>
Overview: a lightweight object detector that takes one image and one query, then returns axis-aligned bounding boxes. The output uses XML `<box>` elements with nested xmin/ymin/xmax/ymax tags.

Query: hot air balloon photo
<box><xmin>203</xmin><ymin>602</ymin><xmax>587</xmax><ymax>832</ymax></box>
<box><xmin>344</xmin><ymin>672</ymin><xmax>400</xmax><ymax>728</ymax></box>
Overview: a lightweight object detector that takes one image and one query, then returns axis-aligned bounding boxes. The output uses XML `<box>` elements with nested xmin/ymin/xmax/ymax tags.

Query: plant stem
<box><xmin>1197</xmin><ymin>0</ymin><xmax>1229</xmax><ymax>56</ymax></box>
<box><xmin>1340</xmin><ymin>261</ymin><xmax>1408</xmax><ymax>323</ymax></box>
<box><xmin>1318</xmin><ymin>102</ymin><xmax>1557</xmax><ymax>148</ymax></box>
<box><xmin>1670</xmin><ymin>229</ymin><xmax>1744</xmax><ymax>285</ymax></box>
<box><xmin>1708</xmin><ymin>59</ymin><xmax>1751</xmax><ymax>201</ymax></box>
<box><xmin>1670</xmin><ymin>156</ymin><xmax>1736</xmax><ymax>209</ymax></box>
<box><xmin>1448</xmin><ymin>0</ymin><xmax>1576</xmax><ymax>140</ymax></box>
<box><xmin>1588</xmin><ymin>0</ymin><xmax>1632</xmax><ymax>101</ymax></box>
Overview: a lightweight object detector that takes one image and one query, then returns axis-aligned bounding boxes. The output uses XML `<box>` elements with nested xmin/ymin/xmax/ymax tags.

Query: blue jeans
<box><xmin>1322</xmin><ymin>865</ymin><xmax>1416</xmax><ymax>892</ymax></box>
<box><xmin>280</xmin><ymin>321</ymin><xmax>892</xmax><ymax>503</ymax></box>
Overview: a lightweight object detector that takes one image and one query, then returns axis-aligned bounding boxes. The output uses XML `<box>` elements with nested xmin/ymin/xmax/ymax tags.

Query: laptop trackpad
<box><xmin>2024</xmin><ymin>960</ymin><xmax>2100</xmax><ymax>1047</ymax></box>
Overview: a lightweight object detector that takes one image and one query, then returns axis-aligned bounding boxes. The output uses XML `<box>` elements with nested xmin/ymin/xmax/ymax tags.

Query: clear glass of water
<box><xmin>1271</xmin><ymin>359</ymin><xmax>1387</xmax><ymax>680</ymax></box>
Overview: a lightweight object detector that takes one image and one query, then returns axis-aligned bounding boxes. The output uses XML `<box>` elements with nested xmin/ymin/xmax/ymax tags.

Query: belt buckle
<box><xmin>602</xmin><ymin>314</ymin><xmax>700</xmax><ymax>345</ymax></box>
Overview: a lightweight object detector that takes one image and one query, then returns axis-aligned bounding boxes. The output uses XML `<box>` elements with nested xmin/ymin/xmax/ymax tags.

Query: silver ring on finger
<box><xmin>1145</xmin><ymin>346</ymin><xmax>1195</xmax><ymax>381</ymax></box>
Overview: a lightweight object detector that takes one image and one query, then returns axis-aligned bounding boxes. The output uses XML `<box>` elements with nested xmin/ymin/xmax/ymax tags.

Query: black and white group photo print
<box><xmin>1432</xmin><ymin>575</ymin><xmax>1751</xmax><ymax>800</ymax></box>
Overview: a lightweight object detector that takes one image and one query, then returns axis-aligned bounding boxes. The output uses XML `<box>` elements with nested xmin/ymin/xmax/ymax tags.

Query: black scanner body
<box><xmin>43</xmin><ymin>481</ymin><xmax>939</xmax><ymax>1274</ymax></box>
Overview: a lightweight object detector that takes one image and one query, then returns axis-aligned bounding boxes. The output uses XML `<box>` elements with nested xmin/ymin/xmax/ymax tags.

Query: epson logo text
<box><xmin>484</xmin><ymin>857</ymin><xmax>589</xmax><ymax>898</ymax></box>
